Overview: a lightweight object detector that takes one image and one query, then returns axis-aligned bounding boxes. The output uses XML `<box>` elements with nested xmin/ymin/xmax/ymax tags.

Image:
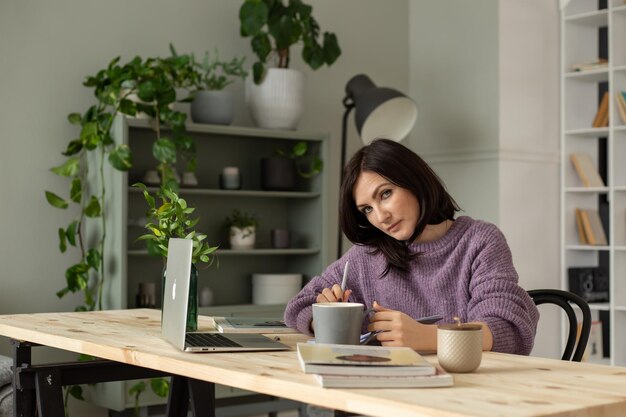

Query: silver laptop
<box><xmin>162</xmin><ymin>238</ymin><xmax>290</xmax><ymax>352</ymax></box>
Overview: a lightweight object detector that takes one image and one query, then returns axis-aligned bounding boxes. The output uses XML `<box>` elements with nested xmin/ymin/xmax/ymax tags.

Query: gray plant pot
<box><xmin>261</xmin><ymin>157</ymin><xmax>296</xmax><ymax>191</ymax></box>
<box><xmin>190</xmin><ymin>90</ymin><xmax>234</xmax><ymax>125</ymax></box>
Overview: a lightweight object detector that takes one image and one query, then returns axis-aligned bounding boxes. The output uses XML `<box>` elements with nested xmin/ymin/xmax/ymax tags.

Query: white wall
<box><xmin>408</xmin><ymin>0</ymin><xmax>561</xmax><ymax>359</ymax></box>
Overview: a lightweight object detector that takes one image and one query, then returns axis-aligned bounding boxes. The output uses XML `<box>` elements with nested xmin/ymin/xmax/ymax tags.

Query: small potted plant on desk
<box><xmin>134</xmin><ymin>183</ymin><xmax>218</xmax><ymax>331</ymax></box>
<box><xmin>261</xmin><ymin>141</ymin><xmax>323</xmax><ymax>191</ymax></box>
<box><xmin>224</xmin><ymin>209</ymin><xmax>259</xmax><ymax>250</ymax></box>
<box><xmin>186</xmin><ymin>49</ymin><xmax>247</xmax><ymax>125</ymax></box>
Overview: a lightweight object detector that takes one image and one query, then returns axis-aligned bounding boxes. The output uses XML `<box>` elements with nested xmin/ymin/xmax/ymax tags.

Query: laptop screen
<box><xmin>161</xmin><ymin>238</ymin><xmax>193</xmax><ymax>350</ymax></box>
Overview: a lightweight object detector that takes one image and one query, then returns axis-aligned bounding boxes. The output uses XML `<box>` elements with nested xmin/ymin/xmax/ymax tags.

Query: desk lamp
<box><xmin>338</xmin><ymin>74</ymin><xmax>418</xmax><ymax>259</ymax></box>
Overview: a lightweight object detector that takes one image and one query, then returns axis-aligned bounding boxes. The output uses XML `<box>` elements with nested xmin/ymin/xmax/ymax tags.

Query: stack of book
<box><xmin>296</xmin><ymin>342</ymin><xmax>453</xmax><ymax>388</ymax></box>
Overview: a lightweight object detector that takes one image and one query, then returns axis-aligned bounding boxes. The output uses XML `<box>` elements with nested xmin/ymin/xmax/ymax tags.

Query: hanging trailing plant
<box><xmin>45</xmin><ymin>45</ymin><xmax>197</xmax><ymax>312</ymax></box>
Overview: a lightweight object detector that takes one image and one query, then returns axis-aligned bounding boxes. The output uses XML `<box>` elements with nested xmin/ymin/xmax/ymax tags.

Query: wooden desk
<box><xmin>1</xmin><ymin>309</ymin><xmax>625</xmax><ymax>417</ymax></box>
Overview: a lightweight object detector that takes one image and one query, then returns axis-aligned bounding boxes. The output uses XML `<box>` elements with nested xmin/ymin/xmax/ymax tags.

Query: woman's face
<box><xmin>353</xmin><ymin>171</ymin><xmax>420</xmax><ymax>241</ymax></box>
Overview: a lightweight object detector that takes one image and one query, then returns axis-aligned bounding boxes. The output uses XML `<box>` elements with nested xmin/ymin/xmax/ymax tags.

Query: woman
<box><xmin>284</xmin><ymin>139</ymin><xmax>539</xmax><ymax>355</ymax></box>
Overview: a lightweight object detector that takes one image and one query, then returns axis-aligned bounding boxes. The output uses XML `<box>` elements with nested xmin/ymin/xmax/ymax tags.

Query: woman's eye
<box><xmin>362</xmin><ymin>206</ymin><xmax>372</xmax><ymax>215</ymax></box>
<box><xmin>381</xmin><ymin>189</ymin><xmax>392</xmax><ymax>199</ymax></box>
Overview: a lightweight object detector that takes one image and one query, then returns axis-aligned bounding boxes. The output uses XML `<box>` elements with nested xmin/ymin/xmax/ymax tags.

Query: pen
<box><xmin>340</xmin><ymin>261</ymin><xmax>350</xmax><ymax>296</ymax></box>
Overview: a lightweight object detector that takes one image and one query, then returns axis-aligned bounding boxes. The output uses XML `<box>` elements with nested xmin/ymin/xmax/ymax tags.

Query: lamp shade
<box><xmin>345</xmin><ymin>74</ymin><xmax>417</xmax><ymax>144</ymax></box>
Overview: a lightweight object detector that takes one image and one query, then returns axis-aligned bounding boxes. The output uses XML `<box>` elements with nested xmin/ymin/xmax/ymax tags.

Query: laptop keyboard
<box><xmin>185</xmin><ymin>333</ymin><xmax>243</xmax><ymax>348</ymax></box>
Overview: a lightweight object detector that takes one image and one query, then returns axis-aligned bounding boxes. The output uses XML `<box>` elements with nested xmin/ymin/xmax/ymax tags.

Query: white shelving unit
<box><xmin>85</xmin><ymin>115</ymin><xmax>330</xmax><ymax>411</ymax></box>
<box><xmin>561</xmin><ymin>0</ymin><xmax>626</xmax><ymax>366</ymax></box>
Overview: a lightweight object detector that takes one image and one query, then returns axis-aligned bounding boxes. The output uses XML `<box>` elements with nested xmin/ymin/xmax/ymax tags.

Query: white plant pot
<box><xmin>245</xmin><ymin>68</ymin><xmax>305</xmax><ymax>130</ymax></box>
<box><xmin>252</xmin><ymin>273</ymin><xmax>303</xmax><ymax>305</ymax></box>
<box><xmin>229</xmin><ymin>226</ymin><xmax>256</xmax><ymax>250</ymax></box>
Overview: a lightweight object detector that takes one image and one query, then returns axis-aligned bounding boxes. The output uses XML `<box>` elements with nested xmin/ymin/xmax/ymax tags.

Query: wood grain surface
<box><xmin>1</xmin><ymin>309</ymin><xmax>625</xmax><ymax>417</ymax></box>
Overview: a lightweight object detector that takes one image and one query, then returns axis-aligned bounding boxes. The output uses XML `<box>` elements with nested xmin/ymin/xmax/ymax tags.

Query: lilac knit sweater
<box><xmin>284</xmin><ymin>216</ymin><xmax>539</xmax><ymax>355</ymax></box>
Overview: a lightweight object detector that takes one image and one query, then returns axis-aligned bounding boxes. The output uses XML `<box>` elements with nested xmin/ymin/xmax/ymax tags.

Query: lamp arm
<box><xmin>338</xmin><ymin>100</ymin><xmax>355</xmax><ymax>259</ymax></box>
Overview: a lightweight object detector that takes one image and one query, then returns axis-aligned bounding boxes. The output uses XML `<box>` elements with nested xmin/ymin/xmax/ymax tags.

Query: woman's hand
<box><xmin>368</xmin><ymin>301</ymin><xmax>437</xmax><ymax>352</ymax></box>
<box><xmin>316</xmin><ymin>284</ymin><xmax>352</xmax><ymax>303</ymax></box>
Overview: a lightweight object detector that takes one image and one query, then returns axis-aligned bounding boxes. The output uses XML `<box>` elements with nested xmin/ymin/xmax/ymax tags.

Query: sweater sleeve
<box><xmin>466</xmin><ymin>226</ymin><xmax>539</xmax><ymax>355</ymax></box>
<box><xmin>283</xmin><ymin>256</ymin><xmax>346</xmax><ymax>335</ymax></box>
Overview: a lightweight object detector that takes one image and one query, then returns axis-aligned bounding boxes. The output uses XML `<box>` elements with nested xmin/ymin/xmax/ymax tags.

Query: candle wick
<box><xmin>453</xmin><ymin>316</ymin><xmax>461</xmax><ymax>327</ymax></box>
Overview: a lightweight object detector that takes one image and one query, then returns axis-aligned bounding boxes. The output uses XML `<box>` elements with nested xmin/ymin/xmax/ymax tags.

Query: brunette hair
<box><xmin>340</xmin><ymin>139</ymin><xmax>459</xmax><ymax>275</ymax></box>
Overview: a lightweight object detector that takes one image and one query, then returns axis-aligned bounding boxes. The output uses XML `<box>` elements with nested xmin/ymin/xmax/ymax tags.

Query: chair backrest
<box><xmin>528</xmin><ymin>289</ymin><xmax>591</xmax><ymax>362</ymax></box>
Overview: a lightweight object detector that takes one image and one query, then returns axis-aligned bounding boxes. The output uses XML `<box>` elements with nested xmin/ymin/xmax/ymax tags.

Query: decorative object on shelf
<box><xmin>219</xmin><ymin>166</ymin><xmax>241</xmax><ymax>190</ymax></box>
<box><xmin>199</xmin><ymin>285</ymin><xmax>214</xmax><ymax>307</ymax></box>
<box><xmin>261</xmin><ymin>141</ymin><xmax>323</xmax><ymax>191</ymax></box>
<box><xmin>135</xmin><ymin>183</ymin><xmax>218</xmax><ymax>331</ymax></box>
<box><xmin>239</xmin><ymin>0</ymin><xmax>341</xmax><ymax>129</ymax></box>
<box><xmin>568</xmin><ymin>266</ymin><xmax>610</xmax><ymax>303</ymax></box>
<box><xmin>142</xmin><ymin>170</ymin><xmax>161</xmax><ymax>186</ymax></box>
<box><xmin>570</xmin><ymin>152</ymin><xmax>605</xmax><ymax>187</ymax></box>
<box><xmin>44</xmin><ymin>46</ymin><xmax>199</xmax><ymax>312</ymax></box>
<box><xmin>136</xmin><ymin>282</ymin><xmax>157</xmax><ymax>308</ymax></box>
<box><xmin>337</xmin><ymin>73</ymin><xmax>417</xmax><ymax>258</ymax></box>
<box><xmin>252</xmin><ymin>273</ymin><xmax>302</xmax><ymax>305</ymax></box>
<box><xmin>180</xmin><ymin>47</ymin><xmax>247</xmax><ymax>125</ymax></box>
<box><xmin>224</xmin><ymin>209</ymin><xmax>259</xmax><ymax>250</ymax></box>
<box><xmin>270</xmin><ymin>229</ymin><xmax>290</xmax><ymax>249</ymax></box>
<box><xmin>182</xmin><ymin>171</ymin><xmax>198</xmax><ymax>187</ymax></box>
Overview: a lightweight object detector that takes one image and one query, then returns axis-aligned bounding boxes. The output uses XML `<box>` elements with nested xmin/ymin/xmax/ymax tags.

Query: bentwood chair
<box><xmin>528</xmin><ymin>289</ymin><xmax>592</xmax><ymax>362</ymax></box>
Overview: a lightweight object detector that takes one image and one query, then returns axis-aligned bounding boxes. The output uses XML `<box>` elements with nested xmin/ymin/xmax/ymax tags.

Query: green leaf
<box><xmin>45</xmin><ymin>191</ymin><xmax>69</xmax><ymax>209</ymax></box>
<box><xmin>58</xmin><ymin>228</ymin><xmax>67</xmax><ymax>253</ymax></box>
<box><xmin>86</xmin><ymin>249</ymin><xmax>101</xmax><ymax>271</ymax></box>
<box><xmin>292</xmin><ymin>142</ymin><xmax>307</xmax><ymax>157</ymax></box>
<box><xmin>56</xmin><ymin>288</ymin><xmax>69</xmax><ymax>298</ymax></box>
<box><xmin>66</xmin><ymin>221</ymin><xmax>78</xmax><ymax>246</ymax></box>
<box><xmin>322</xmin><ymin>32</ymin><xmax>341</xmax><ymax>65</ymax></box>
<box><xmin>302</xmin><ymin>43</ymin><xmax>324</xmax><ymax>70</ymax></box>
<box><xmin>153</xmin><ymin>138</ymin><xmax>177</xmax><ymax>164</ymax></box>
<box><xmin>70</xmin><ymin>177</ymin><xmax>82</xmax><ymax>203</ymax></box>
<box><xmin>252</xmin><ymin>62</ymin><xmax>265</xmax><ymax>84</ymax></box>
<box><xmin>50</xmin><ymin>157</ymin><xmax>80</xmax><ymax>177</ymax></box>
<box><xmin>150</xmin><ymin>378</ymin><xmax>169</xmax><ymax>397</ymax></box>
<box><xmin>251</xmin><ymin>33</ymin><xmax>272</xmax><ymax>62</ymax></box>
<box><xmin>128</xmin><ymin>381</ymin><xmax>146</xmax><ymax>396</ymax></box>
<box><xmin>109</xmin><ymin>144</ymin><xmax>133</xmax><ymax>171</ymax></box>
<box><xmin>67</xmin><ymin>113</ymin><xmax>82</xmax><ymax>125</ymax></box>
<box><xmin>137</xmin><ymin>81</ymin><xmax>155</xmax><ymax>102</ymax></box>
<box><xmin>69</xmin><ymin>385</ymin><xmax>84</xmax><ymax>401</ymax></box>
<box><xmin>240</xmin><ymin>0</ymin><xmax>268</xmax><ymax>36</ymax></box>
<box><xmin>118</xmin><ymin>98</ymin><xmax>137</xmax><ymax>116</ymax></box>
<box><xmin>84</xmin><ymin>196</ymin><xmax>101</xmax><ymax>218</ymax></box>
<box><xmin>62</xmin><ymin>139</ymin><xmax>83</xmax><ymax>156</ymax></box>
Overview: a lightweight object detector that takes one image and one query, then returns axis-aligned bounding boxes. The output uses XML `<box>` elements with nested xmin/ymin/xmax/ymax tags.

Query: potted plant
<box><xmin>45</xmin><ymin>48</ymin><xmax>198</xmax><ymax>313</ymax></box>
<box><xmin>239</xmin><ymin>0</ymin><xmax>341</xmax><ymax>129</ymax></box>
<box><xmin>224</xmin><ymin>209</ymin><xmax>259</xmax><ymax>250</ymax></box>
<box><xmin>261</xmin><ymin>141</ymin><xmax>323</xmax><ymax>191</ymax></box>
<box><xmin>186</xmin><ymin>49</ymin><xmax>247</xmax><ymax>125</ymax></box>
<box><xmin>134</xmin><ymin>183</ymin><xmax>218</xmax><ymax>331</ymax></box>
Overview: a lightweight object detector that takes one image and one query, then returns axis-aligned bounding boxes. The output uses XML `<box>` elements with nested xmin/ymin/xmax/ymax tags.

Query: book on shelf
<box><xmin>583</xmin><ymin>320</ymin><xmax>604</xmax><ymax>362</ymax></box>
<box><xmin>571</xmin><ymin>59</ymin><xmax>608</xmax><ymax>72</ymax></box>
<box><xmin>575</xmin><ymin>208</ymin><xmax>608</xmax><ymax>246</ymax></box>
<box><xmin>569</xmin><ymin>153</ymin><xmax>605</xmax><ymax>187</ymax></box>
<box><xmin>213</xmin><ymin>317</ymin><xmax>298</xmax><ymax>334</ymax></box>
<box><xmin>616</xmin><ymin>92</ymin><xmax>626</xmax><ymax>124</ymax></box>
<box><xmin>592</xmin><ymin>91</ymin><xmax>609</xmax><ymax>128</ymax></box>
<box><xmin>313</xmin><ymin>366</ymin><xmax>453</xmax><ymax>388</ymax></box>
<box><xmin>296</xmin><ymin>342</ymin><xmax>435</xmax><ymax>376</ymax></box>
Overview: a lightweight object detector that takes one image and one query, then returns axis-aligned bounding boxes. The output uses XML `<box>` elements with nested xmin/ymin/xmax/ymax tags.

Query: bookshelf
<box><xmin>561</xmin><ymin>0</ymin><xmax>626</xmax><ymax>367</ymax></box>
<box><xmin>84</xmin><ymin>115</ymin><xmax>330</xmax><ymax>411</ymax></box>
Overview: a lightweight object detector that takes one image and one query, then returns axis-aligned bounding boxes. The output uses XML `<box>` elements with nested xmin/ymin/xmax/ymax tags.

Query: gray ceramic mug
<box><xmin>312</xmin><ymin>302</ymin><xmax>373</xmax><ymax>345</ymax></box>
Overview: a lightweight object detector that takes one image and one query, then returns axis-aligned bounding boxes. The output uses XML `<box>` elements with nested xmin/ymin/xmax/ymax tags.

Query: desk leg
<box><xmin>188</xmin><ymin>378</ymin><xmax>215</xmax><ymax>417</ymax></box>
<box><xmin>166</xmin><ymin>376</ymin><xmax>215</xmax><ymax>417</ymax></box>
<box><xmin>34</xmin><ymin>368</ymin><xmax>64</xmax><ymax>417</ymax></box>
<box><xmin>12</xmin><ymin>340</ymin><xmax>36</xmax><ymax>417</ymax></box>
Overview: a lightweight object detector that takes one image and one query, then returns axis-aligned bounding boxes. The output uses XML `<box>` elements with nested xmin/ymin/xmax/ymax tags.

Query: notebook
<box><xmin>162</xmin><ymin>238</ymin><xmax>290</xmax><ymax>352</ymax></box>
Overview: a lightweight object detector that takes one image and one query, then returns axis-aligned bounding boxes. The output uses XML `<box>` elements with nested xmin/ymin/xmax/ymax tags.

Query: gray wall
<box><xmin>408</xmin><ymin>0</ymin><xmax>561</xmax><ymax>359</ymax></box>
<box><xmin>0</xmin><ymin>0</ymin><xmax>561</xmax><ymax>386</ymax></box>
<box><xmin>0</xmin><ymin>0</ymin><xmax>409</xmax><ymax>340</ymax></box>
